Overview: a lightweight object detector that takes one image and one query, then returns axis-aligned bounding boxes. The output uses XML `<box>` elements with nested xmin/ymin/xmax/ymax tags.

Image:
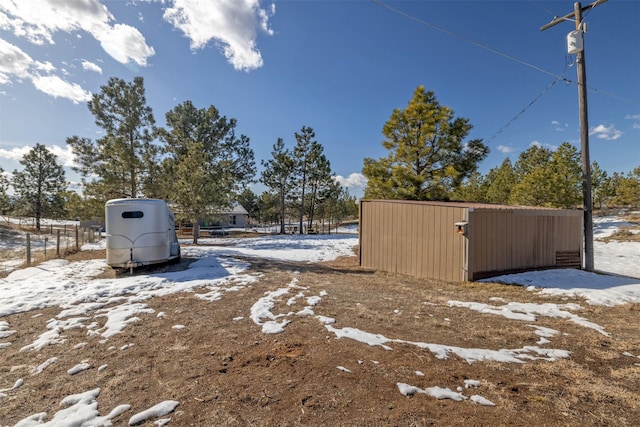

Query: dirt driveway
<box><xmin>1</xmin><ymin>249</ymin><xmax>639</xmax><ymax>426</ymax></box>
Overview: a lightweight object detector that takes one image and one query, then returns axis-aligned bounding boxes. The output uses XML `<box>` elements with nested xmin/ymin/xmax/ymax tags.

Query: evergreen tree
<box><xmin>612</xmin><ymin>167</ymin><xmax>640</xmax><ymax>207</ymax></box>
<box><xmin>293</xmin><ymin>126</ymin><xmax>320</xmax><ymax>234</ymax></box>
<box><xmin>317</xmin><ymin>182</ymin><xmax>358</xmax><ymax>233</ymax></box>
<box><xmin>509</xmin><ymin>145</ymin><xmax>553</xmax><ymax>206</ymax></box>
<box><xmin>62</xmin><ymin>191</ymin><xmax>104</xmax><ymax>221</ymax></box>
<box><xmin>485</xmin><ymin>158</ymin><xmax>515</xmax><ymax>204</ymax></box>
<box><xmin>0</xmin><ymin>167</ymin><xmax>10</xmax><ymax>215</ymax></box>
<box><xmin>305</xmin><ymin>142</ymin><xmax>333</xmax><ymax>228</ymax></box>
<box><xmin>261</xmin><ymin>138</ymin><xmax>295</xmax><ymax>234</ymax></box>
<box><xmin>452</xmin><ymin>171</ymin><xmax>486</xmax><ymax>202</ymax></box>
<box><xmin>363</xmin><ymin>86</ymin><xmax>488</xmax><ymax>200</ymax></box>
<box><xmin>547</xmin><ymin>142</ymin><xmax>582</xmax><ymax>208</ymax></box>
<box><xmin>606</xmin><ymin>172</ymin><xmax>625</xmax><ymax>207</ymax></box>
<box><xmin>237</xmin><ymin>188</ymin><xmax>259</xmax><ymax>224</ymax></box>
<box><xmin>590</xmin><ymin>161</ymin><xmax>608</xmax><ymax>209</ymax></box>
<box><xmin>162</xmin><ymin>100</ymin><xmax>256</xmax><ymax>243</ymax></box>
<box><xmin>12</xmin><ymin>144</ymin><xmax>67</xmax><ymax>231</ymax></box>
<box><xmin>509</xmin><ymin>143</ymin><xmax>581</xmax><ymax>208</ymax></box>
<box><xmin>513</xmin><ymin>144</ymin><xmax>552</xmax><ymax>180</ymax></box>
<box><xmin>257</xmin><ymin>191</ymin><xmax>280</xmax><ymax>226</ymax></box>
<box><xmin>67</xmin><ymin>76</ymin><xmax>159</xmax><ymax>200</ymax></box>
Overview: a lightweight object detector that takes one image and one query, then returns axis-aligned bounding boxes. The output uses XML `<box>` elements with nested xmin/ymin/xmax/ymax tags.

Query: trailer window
<box><xmin>122</xmin><ymin>211</ymin><xmax>144</xmax><ymax>219</ymax></box>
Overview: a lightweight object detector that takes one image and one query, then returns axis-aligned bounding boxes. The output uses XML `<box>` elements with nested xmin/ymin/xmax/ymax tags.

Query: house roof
<box><xmin>226</xmin><ymin>203</ymin><xmax>248</xmax><ymax>215</ymax></box>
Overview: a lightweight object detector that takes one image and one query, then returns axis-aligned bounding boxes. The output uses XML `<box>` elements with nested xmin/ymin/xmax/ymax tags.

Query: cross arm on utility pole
<box><xmin>540</xmin><ymin>0</ymin><xmax>608</xmax><ymax>31</ymax></box>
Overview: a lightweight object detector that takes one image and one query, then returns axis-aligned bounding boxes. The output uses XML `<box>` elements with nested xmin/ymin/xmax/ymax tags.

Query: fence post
<box><xmin>26</xmin><ymin>233</ymin><xmax>31</xmax><ymax>267</ymax></box>
<box><xmin>56</xmin><ymin>230</ymin><xmax>61</xmax><ymax>257</ymax></box>
<box><xmin>75</xmin><ymin>225</ymin><xmax>79</xmax><ymax>251</ymax></box>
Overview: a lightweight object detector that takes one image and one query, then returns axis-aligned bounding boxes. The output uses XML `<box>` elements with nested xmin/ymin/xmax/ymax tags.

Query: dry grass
<box><xmin>0</xmin><ymin>250</ymin><xmax>639</xmax><ymax>426</ymax></box>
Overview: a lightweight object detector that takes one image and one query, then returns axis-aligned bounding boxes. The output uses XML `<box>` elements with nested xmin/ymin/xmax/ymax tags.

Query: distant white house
<box><xmin>175</xmin><ymin>203</ymin><xmax>251</xmax><ymax>236</ymax></box>
<box><xmin>220</xmin><ymin>203</ymin><xmax>249</xmax><ymax>228</ymax></box>
<box><xmin>196</xmin><ymin>203</ymin><xmax>250</xmax><ymax>230</ymax></box>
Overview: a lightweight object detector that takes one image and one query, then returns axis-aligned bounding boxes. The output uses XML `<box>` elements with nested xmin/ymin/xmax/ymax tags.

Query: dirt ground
<box><xmin>1</xmin><ymin>246</ymin><xmax>639</xmax><ymax>426</ymax></box>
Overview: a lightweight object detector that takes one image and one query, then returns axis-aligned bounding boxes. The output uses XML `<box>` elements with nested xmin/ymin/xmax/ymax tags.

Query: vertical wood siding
<box><xmin>468</xmin><ymin>209</ymin><xmax>583</xmax><ymax>280</ymax></box>
<box><xmin>360</xmin><ymin>200</ymin><xmax>583</xmax><ymax>282</ymax></box>
<box><xmin>359</xmin><ymin>200</ymin><xmax>467</xmax><ymax>282</ymax></box>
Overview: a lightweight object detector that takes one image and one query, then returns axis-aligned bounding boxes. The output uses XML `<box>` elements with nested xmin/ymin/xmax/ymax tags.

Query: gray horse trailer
<box><xmin>105</xmin><ymin>198</ymin><xmax>180</xmax><ymax>269</ymax></box>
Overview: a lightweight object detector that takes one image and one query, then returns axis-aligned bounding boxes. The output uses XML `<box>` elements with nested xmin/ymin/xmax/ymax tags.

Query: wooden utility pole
<box><xmin>541</xmin><ymin>0</ymin><xmax>607</xmax><ymax>272</ymax></box>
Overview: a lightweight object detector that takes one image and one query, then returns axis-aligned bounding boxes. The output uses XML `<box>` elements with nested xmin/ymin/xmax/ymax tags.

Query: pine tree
<box><xmin>237</xmin><ymin>188</ymin><xmax>259</xmax><ymax>224</ymax></box>
<box><xmin>485</xmin><ymin>158</ymin><xmax>515</xmax><ymax>204</ymax></box>
<box><xmin>362</xmin><ymin>86</ymin><xmax>488</xmax><ymax>200</ymax></box>
<box><xmin>607</xmin><ymin>172</ymin><xmax>625</xmax><ymax>207</ymax></box>
<box><xmin>317</xmin><ymin>182</ymin><xmax>357</xmax><ymax>233</ymax></box>
<box><xmin>612</xmin><ymin>167</ymin><xmax>640</xmax><ymax>208</ymax></box>
<box><xmin>12</xmin><ymin>144</ymin><xmax>67</xmax><ymax>231</ymax></box>
<box><xmin>67</xmin><ymin>76</ymin><xmax>159</xmax><ymax>200</ymax></box>
<box><xmin>513</xmin><ymin>144</ymin><xmax>552</xmax><ymax>179</ymax></box>
<box><xmin>261</xmin><ymin>138</ymin><xmax>296</xmax><ymax>234</ymax></box>
<box><xmin>452</xmin><ymin>171</ymin><xmax>486</xmax><ymax>202</ymax></box>
<box><xmin>509</xmin><ymin>143</ymin><xmax>581</xmax><ymax>208</ymax></box>
<box><xmin>590</xmin><ymin>161</ymin><xmax>608</xmax><ymax>209</ymax></box>
<box><xmin>509</xmin><ymin>146</ymin><xmax>553</xmax><ymax>207</ymax></box>
<box><xmin>293</xmin><ymin>126</ymin><xmax>318</xmax><ymax>234</ymax></box>
<box><xmin>305</xmin><ymin>142</ymin><xmax>333</xmax><ymax>229</ymax></box>
<box><xmin>257</xmin><ymin>191</ymin><xmax>280</xmax><ymax>226</ymax></box>
<box><xmin>547</xmin><ymin>142</ymin><xmax>582</xmax><ymax>208</ymax></box>
<box><xmin>0</xmin><ymin>167</ymin><xmax>10</xmax><ymax>215</ymax></box>
<box><xmin>162</xmin><ymin>100</ymin><xmax>256</xmax><ymax>243</ymax></box>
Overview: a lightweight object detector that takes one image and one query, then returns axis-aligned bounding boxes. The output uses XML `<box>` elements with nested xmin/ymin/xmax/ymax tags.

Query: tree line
<box><xmin>3</xmin><ymin>81</ymin><xmax>637</xmax><ymax>234</ymax></box>
<box><xmin>454</xmin><ymin>147</ymin><xmax>640</xmax><ymax>209</ymax></box>
<box><xmin>362</xmin><ymin>86</ymin><xmax>639</xmax><ymax>209</ymax></box>
<box><xmin>0</xmin><ymin>76</ymin><xmax>357</xmax><ymax>236</ymax></box>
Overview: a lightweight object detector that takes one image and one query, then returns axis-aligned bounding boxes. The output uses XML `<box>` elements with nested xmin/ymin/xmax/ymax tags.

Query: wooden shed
<box><xmin>359</xmin><ymin>200</ymin><xmax>583</xmax><ymax>282</ymax></box>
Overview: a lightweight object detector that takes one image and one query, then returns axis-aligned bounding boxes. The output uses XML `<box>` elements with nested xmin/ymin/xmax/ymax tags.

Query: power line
<box><xmin>370</xmin><ymin>0</ymin><xmax>638</xmax><ymax>105</ymax></box>
<box><xmin>484</xmin><ymin>77</ymin><xmax>567</xmax><ymax>146</ymax></box>
<box><xmin>369</xmin><ymin>0</ymin><xmax>564</xmax><ymax>80</ymax></box>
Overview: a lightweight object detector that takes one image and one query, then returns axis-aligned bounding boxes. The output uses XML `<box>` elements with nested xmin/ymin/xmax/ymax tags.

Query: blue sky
<box><xmin>0</xmin><ymin>0</ymin><xmax>638</xmax><ymax>199</ymax></box>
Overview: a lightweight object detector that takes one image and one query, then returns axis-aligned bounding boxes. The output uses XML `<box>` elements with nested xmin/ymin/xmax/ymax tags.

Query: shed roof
<box><xmin>360</xmin><ymin>199</ymin><xmax>582</xmax><ymax>215</ymax></box>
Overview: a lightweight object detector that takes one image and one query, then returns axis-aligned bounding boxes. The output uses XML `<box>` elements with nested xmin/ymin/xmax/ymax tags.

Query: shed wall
<box><xmin>467</xmin><ymin>209</ymin><xmax>583</xmax><ymax>280</ymax></box>
<box><xmin>359</xmin><ymin>200</ymin><xmax>583</xmax><ymax>282</ymax></box>
<box><xmin>359</xmin><ymin>200</ymin><xmax>467</xmax><ymax>282</ymax></box>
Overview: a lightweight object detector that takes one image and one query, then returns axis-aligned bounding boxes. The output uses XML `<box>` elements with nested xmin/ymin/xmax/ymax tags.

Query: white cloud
<box><xmin>34</xmin><ymin>60</ymin><xmax>55</xmax><ymax>73</ymax></box>
<box><xmin>163</xmin><ymin>0</ymin><xmax>275</xmax><ymax>71</ymax></box>
<box><xmin>551</xmin><ymin>120</ymin><xmax>568</xmax><ymax>131</ymax></box>
<box><xmin>0</xmin><ymin>0</ymin><xmax>112</xmax><ymax>45</ymax></box>
<box><xmin>48</xmin><ymin>144</ymin><xmax>79</xmax><ymax>168</ymax></box>
<box><xmin>0</xmin><ymin>144</ymin><xmax>77</xmax><ymax>168</ymax></box>
<box><xmin>0</xmin><ymin>145</ymin><xmax>31</xmax><ymax>162</ymax></box>
<box><xmin>625</xmin><ymin>114</ymin><xmax>640</xmax><ymax>129</ymax></box>
<box><xmin>530</xmin><ymin>140</ymin><xmax>558</xmax><ymax>151</ymax></box>
<box><xmin>31</xmin><ymin>74</ymin><xmax>91</xmax><ymax>104</ymax></box>
<box><xmin>497</xmin><ymin>145</ymin><xmax>513</xmax><ymax>154</ymax></box>
<box><xmin>0</xmin><ymin>38</ymin><xmax>91</xmax><ymax>102</ymax></box>
<box><xmin>334</xmin><ymin>173</ymin><xmax>367</xmax><ymax>189</ymax></box>
<box><xmin>0</xmin><ymin>37</ymin><xmax>33</xmax><ymax>79</ymax></box>
<box><xmin>589</xmin><ymin>124</ymin><xmax>622</xmax><ymax>141</ymax></box>
<box><xmin>0</xmin><ymin>0</ymin><xmax>155</xmax><ymax>67</ymax></box>
<box><xmin>97</xmin><ymin>23</ymin><xmax>155</xmax><ymax>67</ymax></box>
<box><xmin>81</xmin><ymin>60</ymin><xmax>102</xmax><ymax>74</ymax></box>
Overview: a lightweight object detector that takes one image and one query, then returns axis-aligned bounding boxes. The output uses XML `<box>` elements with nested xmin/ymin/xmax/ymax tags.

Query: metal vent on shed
<box><xmin>555</xmin><ymin>251</ymin><xmax>581</xmax><ymax>269</ymax></box>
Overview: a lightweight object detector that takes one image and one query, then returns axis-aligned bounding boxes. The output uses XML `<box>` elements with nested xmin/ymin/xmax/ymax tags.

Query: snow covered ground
<box><xmin>0</xmin><ymin>216</ymin><xmax>639</xmax><ymax>425</ymax></box>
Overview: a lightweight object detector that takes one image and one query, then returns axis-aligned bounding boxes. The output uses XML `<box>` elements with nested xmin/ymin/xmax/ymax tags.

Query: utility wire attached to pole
<box><xmin>540</xmin><ymin>0</ymin><xmax>608</xmax><ymax>272</ymax></box>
